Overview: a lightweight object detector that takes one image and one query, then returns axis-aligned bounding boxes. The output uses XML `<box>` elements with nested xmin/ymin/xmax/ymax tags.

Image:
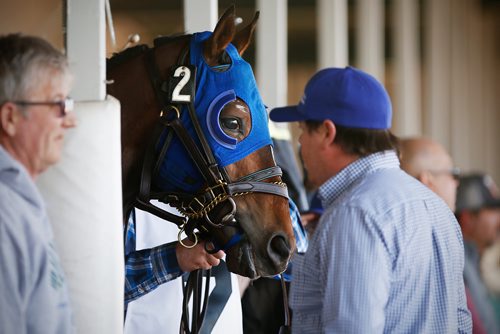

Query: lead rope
<box><xmin>180</xmin><ymin>269</ymin><xmax>211</xmax><ymax>334</ymax></box>
<box><xmin>278</xmin><ymin>274</ymin><xmax>291</xmax><ymax>334</ymax></box>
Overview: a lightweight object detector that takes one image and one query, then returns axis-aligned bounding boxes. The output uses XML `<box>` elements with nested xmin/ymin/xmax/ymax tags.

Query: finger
<box><xmin>212</xmin><ymin>250</ymin><xmax>225</xmax><ymax>259</ymax></box>
<box><xmin>207</xmin><ymin>256</ymin><xmax>221</xmax><ymax>267</ymax></box>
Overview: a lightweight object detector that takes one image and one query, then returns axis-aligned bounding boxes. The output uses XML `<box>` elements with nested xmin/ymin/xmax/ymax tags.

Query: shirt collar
<box><xmin>318</xmin><ymin>150</ymin><xmax>400</xmax><ymax>209</ymax></box>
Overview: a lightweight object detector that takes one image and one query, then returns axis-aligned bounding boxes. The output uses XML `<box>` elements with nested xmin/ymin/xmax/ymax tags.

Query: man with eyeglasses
<box><xmin>399</xmin><ymin>138</ymin><xmax>484</xmax><ymax>328</ymax></box>
<box><xmin>399</xmin><ymin>137</ymin><xmax>460</xmax><ymax>211</ymax></box>
<box><xmin>0</xmin><ymin>34</ymin><xmax>76</xmax><ymax>333</ymax></box>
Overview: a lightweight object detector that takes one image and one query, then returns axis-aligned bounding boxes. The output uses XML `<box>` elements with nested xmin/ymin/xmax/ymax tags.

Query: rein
<box><xmin>134</xmin><ymin>36</ymin><xmax>290</xmax><ymax>334</ymax></box>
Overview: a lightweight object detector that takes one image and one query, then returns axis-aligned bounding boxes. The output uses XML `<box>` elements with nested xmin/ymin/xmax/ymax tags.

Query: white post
<box><xmin>183</xmin><ymin>0</ymin><xmax>218</xmax><ymax>33</ymax></box>
<box><xmin>356</xmin><ymin>0</ymin><xmax>385</xmax><ymax>82</ymax></box>
<box><xmin>37</xmin><ymin>1</ymin><xmax>124</xmax><ymax>333</ymax></box>
<box><xmin>317</xmin><ymin>0</ymin><xmax>348</xmax><ymax>69</ymax></box>
<box><xmin>424</xmin><ymin>0</ymin><xmax>451</xmax><ymax>147</ymax></box>
<box><xmin>449</xmin><ymin>0</ymin><xmax>469</xmax><ymax>169</ymax></box>
<box><xmin>66</xmin><ymin>0</ymin><xmax>106</xmax><ymax>101</ymax></box>
<box><xmin>393</xmin><ymin>0</ymin><xmax>422</xmax><ymax>136</ymax></box>
<box><xmin>37</xmin><ymin>98</ymin><xmax>124</xmax><ymax>334</ymax></box>
<box><xmin>256</xmin><ymin>0</ymin><xmax>290</xmax><ymax>140</ymax></box>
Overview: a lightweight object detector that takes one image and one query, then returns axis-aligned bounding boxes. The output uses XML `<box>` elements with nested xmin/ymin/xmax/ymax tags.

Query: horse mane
<box><xmin>153</xmin><ymin>33</ymin><xmax>189</xmax><ymax>47</ymax></box>
<box><xmin>107</xmin><ymin>44</ymin><xmax>149</xmax><ymax>69</ymax></box>
<box><xmin>107</xmin><ymin>33</ymin><xmax>190</xmax><ymax>70</ymax></box>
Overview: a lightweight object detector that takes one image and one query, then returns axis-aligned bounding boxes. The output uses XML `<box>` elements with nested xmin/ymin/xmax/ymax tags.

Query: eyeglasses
<box><xmin>12</xmin><ymin>98</ymin><xmax>74</xmax><ymax>118</ymax></box>
<box><xmin>429</xmin><ymin>167</ymin><xmax>461</xmax><ymax>181</ymax></box>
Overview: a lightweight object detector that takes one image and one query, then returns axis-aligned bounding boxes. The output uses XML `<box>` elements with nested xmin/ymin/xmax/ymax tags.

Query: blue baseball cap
<box><xmin>269</xmin><ymin>66</ymin><xmax>392</xmax><ymax>129</ymax></box>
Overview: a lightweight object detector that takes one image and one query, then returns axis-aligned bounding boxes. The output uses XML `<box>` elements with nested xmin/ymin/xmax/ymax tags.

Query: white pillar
<box><xmin>256</xmin><ymin>0</ymin><xmax>290</xmax><ymax>140</ymax></box>
<box><xmin>317</xmin><ymin>0</ymin><xmax>348</xmax><ymax>69</ymax></box>
<box><xmin>356</xmin><ymin>0</ymin><xmax>385</xmax><ymax>82</ymax></box>
<box><xmin>37</xmin><ymin>1</ymin><xmax>124</xmax><ymax>333</ymax></box>
<box><xmin>481</xmin><ymin>12</ymin><xmax>500</xmax><ymax>183</ymax></box>
<box><xmin>424</xmin><ymin>0</ymin><xmax>452</xmax><ymax>147</ymax></box>
<box><xmin>183</xmin><ymin>0</ymin><xmax>218</xmax><ymax>32</ymax></box>
<box><xmin>465</xmin><ymin>0</ymin><xmax>485</xmax><ymax>172</ymax></box>
<box><xmin>449</xmin><ymin>0</ymin><xmax>469</xmax><ymax>169</ymax></box>
<box><xmin>66</xmin><ymin>0</ymin><xmax>106</xmax><ymax>101</ymax></box>
<box><xmin>37</xmin><ymin>98</ymin><xmax>124</xmax><ymax>334</ymax></box>
<box><xmin>393</xmin><ymin>0</ymin><xmax>421</xmax><ymax>136</ymax></box>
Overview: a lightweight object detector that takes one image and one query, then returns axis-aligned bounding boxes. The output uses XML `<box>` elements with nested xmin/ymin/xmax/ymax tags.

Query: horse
<box><xmin>106</xmin><ymin>6</ymin><xmax>295</xmax><ymax>281</ymax></box>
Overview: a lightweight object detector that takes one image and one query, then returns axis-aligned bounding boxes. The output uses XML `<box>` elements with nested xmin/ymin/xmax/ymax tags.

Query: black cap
<box><xmin>455</xmin><ymin>174</ymin><xmax>500</xmax><ymax>213</ymax></box>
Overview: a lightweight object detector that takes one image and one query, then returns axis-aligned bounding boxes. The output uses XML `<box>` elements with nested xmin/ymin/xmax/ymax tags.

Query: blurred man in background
<box><xmin>456</xmin><ymin>174</ymin><xmax>500</xmax><ymax>334</ymax></box>
<box><xmin>399</xmin><ymin>137</ymin><xmax>460</xmax><ymax>211</ymax></box>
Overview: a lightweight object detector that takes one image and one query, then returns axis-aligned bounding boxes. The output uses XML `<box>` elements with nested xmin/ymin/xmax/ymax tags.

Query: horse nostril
<box><xmin>268</xmin><ymin>234</ymin><xmax>291</xmax><ymax>261</ymax></box>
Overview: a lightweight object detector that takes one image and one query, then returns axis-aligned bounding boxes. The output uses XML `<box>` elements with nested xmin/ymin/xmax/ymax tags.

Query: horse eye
<box><xmin>220</xmin><ymin>118</ymin><xmax>240</xmax><ymax>131</ymax></box>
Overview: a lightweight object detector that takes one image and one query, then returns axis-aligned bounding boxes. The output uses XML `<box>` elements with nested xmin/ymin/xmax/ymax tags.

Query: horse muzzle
<box><xmin>225</xmin><ymin>231</ymin><xmax>293</xmax><ymax>279</ymax></box>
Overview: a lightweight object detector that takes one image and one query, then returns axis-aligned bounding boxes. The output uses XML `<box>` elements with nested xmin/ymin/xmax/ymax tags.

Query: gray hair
<box><xmin>0</xmin><ymin>33</ymin><xmax>71</xmax><ymax>103</ymax></box>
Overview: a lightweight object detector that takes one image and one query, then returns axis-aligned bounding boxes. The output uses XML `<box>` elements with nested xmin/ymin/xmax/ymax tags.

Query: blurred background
<box><xmin>1</xmin><ymin>0</ymin><xmax>499</xmax><ymax>183</ymax></box>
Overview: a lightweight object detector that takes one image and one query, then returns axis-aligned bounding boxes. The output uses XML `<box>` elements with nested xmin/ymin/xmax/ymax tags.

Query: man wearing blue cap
<box><xmin>270</xmin><ymin>67</ymin><xmax>472</xmax><ymax>333</ymax></box>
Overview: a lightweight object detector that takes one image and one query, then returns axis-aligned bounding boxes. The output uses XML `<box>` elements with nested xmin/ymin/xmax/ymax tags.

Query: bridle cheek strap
<box><xmin>228</xmin><ymin>165</ymin><xmax>289</xmax><ymax>198</ymax></box>
<box><xmin>227</xmin><ymin>182</ymin><xmax>289</xmax><ymax>199</ymax></box>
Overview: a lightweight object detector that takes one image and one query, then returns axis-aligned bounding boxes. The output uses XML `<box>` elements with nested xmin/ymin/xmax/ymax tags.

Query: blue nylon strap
<box><xmin>208</xmin><ymin>231</ymin><xmax>243</xmax><ymax>253</ymax></box>
<box><xmin>221</xmin><ymin>232</ymin><xmax>243</xmax><ymax>251</ymax></box>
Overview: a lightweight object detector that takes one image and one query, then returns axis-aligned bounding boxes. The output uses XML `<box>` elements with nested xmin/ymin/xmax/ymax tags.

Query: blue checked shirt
<box><xmin>289</xmin><ymin>151</ymin><xmax>472</xmax><ymax>333</ymax></box>
<box><xmin>124</xmin><ymin>200</ymin><xmax>307</xmax><ymax>304</ymax></box>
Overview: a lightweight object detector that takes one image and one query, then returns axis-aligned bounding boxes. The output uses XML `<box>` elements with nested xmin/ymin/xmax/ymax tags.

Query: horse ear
<box><xmin>232</xmin><ymin>11</ymin><xmax>259</xmax><ymax>56</ymax></box>
<box><xmin>203</xmin><ymin>5</ymin><xmax>236</xmax><ymax>65</ymax></box>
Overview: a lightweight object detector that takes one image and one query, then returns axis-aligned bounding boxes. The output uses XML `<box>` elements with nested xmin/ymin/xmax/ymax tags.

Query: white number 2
<box><xmin>172</xmin><ymin>66</ymin><xmax>191</xmax><ymax>102</ymax></box>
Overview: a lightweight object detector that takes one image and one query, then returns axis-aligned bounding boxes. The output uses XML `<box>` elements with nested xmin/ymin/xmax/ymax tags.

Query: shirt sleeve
<box><xmin>457</xmin><ymin>256</ymin><xmax>473</xmax><ymax>332</ymax></box>
<box><xmin>290</xmin><ymin>199</ymin><xmax>308</xmax><ymax>254</ymax></box>
<box><xmin>123</xmin><ymin>210</ymin><xmax>183</xmax><ymax>305</ymax></box>
<box><xmin>320</xmin><ymin>206</ymin><xmax>391</xmax><ymax>333</ymax></box>
<box><xmin>124</xmin><ymin>242</ymin><xmax>183</xmax><ymax>304</ymax></box>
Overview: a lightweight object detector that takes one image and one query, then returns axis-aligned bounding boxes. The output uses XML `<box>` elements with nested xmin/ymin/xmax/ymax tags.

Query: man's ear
<box><xmin>323</xmin><ymin>120</ymin><xmax>336</xmax><ymax>146</ymax></box>
<box><xmin>0</xmin><ymin>102</ymin><xmax>20</xmax><ymax>136</ymax></box>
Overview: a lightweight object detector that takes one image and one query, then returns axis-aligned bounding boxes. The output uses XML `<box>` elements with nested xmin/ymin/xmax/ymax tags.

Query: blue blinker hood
<box><xmin>154</xmin><ymin>31</ymin><xmax>272</xmax><ymax>193</ymax></box>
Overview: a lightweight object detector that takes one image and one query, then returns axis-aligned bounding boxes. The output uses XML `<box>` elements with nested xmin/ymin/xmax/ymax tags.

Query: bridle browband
<box><xmin>132</xmin><ymin>34</ymin><xmax>292</xmax><ymax>334</ymax></box>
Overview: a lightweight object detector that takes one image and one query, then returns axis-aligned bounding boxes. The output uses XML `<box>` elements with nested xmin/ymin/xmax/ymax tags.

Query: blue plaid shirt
<box><xmin>124</xmin><ymin>200</ymin><xmax>307</xmax><ymax>304</ymax></box>
<box><xmin>124</xmin><ymin>210</ymin><xmax>182</xmax><ymax>305</ymax></box>
<box><xmin>290</xmin><ymin>151</ymin><xmax>472</xmax><ymax>333</ymax></box>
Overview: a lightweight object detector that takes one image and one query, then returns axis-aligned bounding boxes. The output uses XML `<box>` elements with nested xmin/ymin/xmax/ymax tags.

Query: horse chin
<box><xmin>226</xmin><ymin>242</ymin><xmax>260</xmax><ymax>279</ymax></box>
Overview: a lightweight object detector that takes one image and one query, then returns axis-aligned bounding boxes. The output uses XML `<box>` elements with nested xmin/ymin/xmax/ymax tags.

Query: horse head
<box><xmin>108</xmin><ymin>6</ymin><xmax>295</xmax><ymax>279</ymax></box>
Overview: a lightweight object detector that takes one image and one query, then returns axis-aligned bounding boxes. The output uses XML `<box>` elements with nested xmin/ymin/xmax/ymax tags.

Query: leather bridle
<box><xmin>135</xmin><ymin>36</ymin><xmax>289</xmax><ymax>250</ymax></box>
<box><xmin>132</xmin><ymin>36</ymin><xmax>291</xmax><ymax>334</ymax></box>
